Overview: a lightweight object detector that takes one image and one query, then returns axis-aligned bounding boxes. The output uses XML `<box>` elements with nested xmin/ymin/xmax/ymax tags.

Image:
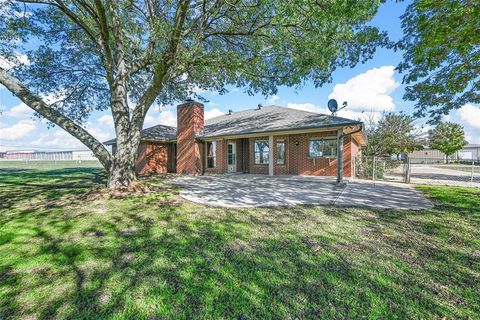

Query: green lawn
<box><xmin>0</xmin><ymin>160</ymin><xmax>102</xmax><ymax>170</ymax></box>
<box><xmin>0</xmin><ymin>166</ymin><xmax>479</xmax><ymax>319</ymax></box>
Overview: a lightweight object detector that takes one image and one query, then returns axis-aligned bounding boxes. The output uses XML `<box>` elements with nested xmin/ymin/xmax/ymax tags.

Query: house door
<box><xmin>227</xmin><ymin>142</ymin><xmax>237</xmax><ymax>173</ymax></box>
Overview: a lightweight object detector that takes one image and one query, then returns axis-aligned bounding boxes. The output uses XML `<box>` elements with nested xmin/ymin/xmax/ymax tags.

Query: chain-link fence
<box><xmin>355</xmin><ymin>156</ymin><xmax>480</xmax><ymax>187</ymax></box>
<box><xmin>355</xmin><ymin>156</ymin><xmax>407</xmax><ymax>183</ymax></box>
<box><xmin>407</xmin><ymin>158</ymin><xmax>480</xmax><ymax>187</ymax></box>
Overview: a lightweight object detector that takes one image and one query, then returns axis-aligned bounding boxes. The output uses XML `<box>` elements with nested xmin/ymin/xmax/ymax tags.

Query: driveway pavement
<box><xmin>171</xmin><ymin>174</ymin><xmax>433</xmax><ymax>210</ymax></box>
<box><xmin>410</xmin><ymin>165</ymin><xmax>480</xmax><ymax>187</ymax></box>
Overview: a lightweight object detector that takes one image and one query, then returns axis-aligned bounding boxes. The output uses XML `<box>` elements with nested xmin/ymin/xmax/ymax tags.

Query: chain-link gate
<box><xmin>355</xmin><ymin>156</ymin><xmax>408</xmax><ymax>183</ymax></box>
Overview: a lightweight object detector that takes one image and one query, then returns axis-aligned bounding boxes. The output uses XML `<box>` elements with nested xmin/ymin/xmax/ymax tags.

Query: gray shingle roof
<box><xmin>104</xmin><ymin>105</ymin><xmax>363</xmax><ymax>145</ymax></box>
<box><xmin>200</xmin><ymin>105</ymin><xmax>362</xmax><ymax>138</ymax></box>
<box><xmin>104</xmin><ymin>124</ymin><xmax>177</xmax><ymax>145</ymax></box>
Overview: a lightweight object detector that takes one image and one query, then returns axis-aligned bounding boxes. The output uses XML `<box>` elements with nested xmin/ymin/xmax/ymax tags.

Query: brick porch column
<box><xmin>336</xmin><ymin>129</ymin><xmax>344</xmax><ymax>185</ymax></box>
<box><xmin>269</xmin><ymin>135</ymin><xmax>274</xmax><ymax>176</ymax></box>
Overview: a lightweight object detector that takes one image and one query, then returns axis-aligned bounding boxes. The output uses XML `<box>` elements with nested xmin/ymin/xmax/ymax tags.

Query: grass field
<box><xmin>0</xmin><ymin>160</ymin><xmax>102</xmax><ymax>169</ymax></box>
<box><xmin>0</xmin><ymin>165</ymin><xmax>479</xmax><ymax>319</ymax></box>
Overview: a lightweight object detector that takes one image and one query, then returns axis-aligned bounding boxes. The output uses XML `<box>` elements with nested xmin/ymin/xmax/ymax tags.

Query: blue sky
<box><xmin>1</xmin><ymin>1</ymin><xmax>479</xmax><ymax>152</ymax></box>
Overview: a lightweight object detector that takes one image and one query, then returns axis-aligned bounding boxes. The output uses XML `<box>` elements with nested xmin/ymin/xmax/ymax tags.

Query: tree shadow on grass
<box><xmin>1</xmin><ymin>170</ymin><xmax>479</xmax><ymax>319</ymax></box>
<box><xmin>2</xmin><ymin>199</ymin><xmax>479</xmax><ymax>319</ymax></box>
<box><xmin>0</xmin><ymin>168</ymin><xmax>106</xmax><ymax>213</ymax></box>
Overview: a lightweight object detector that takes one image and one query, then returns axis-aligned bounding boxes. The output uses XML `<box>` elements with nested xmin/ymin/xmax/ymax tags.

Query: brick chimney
<box><xmin>176</xmin><ymin>99</ymin><xmax>204</xmax><ymax>174</ymax></box>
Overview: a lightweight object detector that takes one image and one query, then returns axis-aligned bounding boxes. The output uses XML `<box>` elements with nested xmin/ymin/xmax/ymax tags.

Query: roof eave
<box><xmin>103</xmin><ymin>137</ymin><xmax>177</xmax><ymax>145</ymax></box>
<box><xmin>198</xmin><ymin>122</ymin><xmax>363</xmax><ymax>140</ymax></box>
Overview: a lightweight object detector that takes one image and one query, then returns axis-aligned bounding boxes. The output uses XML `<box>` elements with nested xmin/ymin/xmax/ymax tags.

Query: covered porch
<box><xmin>201</xmin><ymin>126</ymin><xmax>364</xmax><ymax>183</ymax></box>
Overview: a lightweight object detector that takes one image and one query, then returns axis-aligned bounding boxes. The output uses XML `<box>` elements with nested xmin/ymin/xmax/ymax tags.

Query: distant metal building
<box><xmin>2</xmin><ymin>150</ymin><xmax>97</xmax><ymax>161</ymax></box>
<box><xmin>458</xmin><ymin>144</ymin><xmax>480</xmax><ymax>160</ymax></box>
<box><xmin>71</xmin><ymin>150</ymin><xmax>97</xmax><ymax>161</ymax></box>
<box><xmin>408</xmin><ymin>148</ymin><xmax>451</xmax><ymax>163</ymax></box>
<box><xmin>409</xmin><ymin>144</ymin><xmax>480</xmax><ymax>162</ymax></box>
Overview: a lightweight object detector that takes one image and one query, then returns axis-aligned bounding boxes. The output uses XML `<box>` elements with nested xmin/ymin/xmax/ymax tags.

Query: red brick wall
<box><xmin>135</xmin><ymin>143</ymin><xmax>148</xmax><ymax>174</ymax></box>
<box><xmin>135</xmin><ymin>142</ymin><xmax>169</xmax><ymax>174</ymax></box>
<box><xmin>146</xmin><ymin>144</ymin><xmax>169</xmax><ymax>174</ymax></box>
<box><xmin>132</xmin><ymin>129</ymin><xmax>361</xmax><ymax>177</ymax></box>
<box><xmin>349</xmin><ymin>137</ymin><xmax>360</xmax><ymax>177</ymax></box>
<box><xmin>342</xmin><ymin>135</ymin><xmax>353</xmax><ymax>178</ymax></box>
<box><xmin>220</xmin><ymin>131</ymin><xmax>358</xmax><ymax>177</ymax></box>
<box><xmin>176</xmin><ymin>101</ymin><xmax>204</xmax><ymax>174</ymax></box>
<box><xmin>288</xmin><ymin>131</ymin><xmax>355</xmax><ymax>177</ymax></box>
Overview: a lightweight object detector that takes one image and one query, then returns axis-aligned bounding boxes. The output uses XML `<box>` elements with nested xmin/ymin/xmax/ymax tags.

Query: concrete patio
<box><xmin>171</xmin><ymin>174</ymin><xmax>433</xmax><ymax>210</ymax></box>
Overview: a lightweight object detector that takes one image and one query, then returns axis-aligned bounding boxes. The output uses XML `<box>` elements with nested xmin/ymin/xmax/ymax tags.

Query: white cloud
<box><xmin>30</xmin><ymin>130</ymin><xmax>83</xmax><ymax>149</ymax></box>
<box><xmin>455</xmin><ymin>103</ymin><xmax>480</xmax><ymax>144</ymax></box>
<box><xmin>144</xmin><ymin>107</ymin><xmax>177</xmax><ymax>127</ymax></box>
<box><xmin>0</xmin><ymin>52</ymin><xmax>30</xmax><ymax>70</ymax></box>
<box><xmin>5</xmin><ymin>103</ymin><xmax>34</xmax><ymax>118</ymax></box>
<box><xmin>0</xmin><ymin>119</ymin><xmax>36</xmax><ymax>140</ymax></box>
<box><xmin>267</xmin><ymin>95</ymin><xmax>280</xmax><ymax>104</ymax></box>
<box><xmin>144</xmin><ymin>105</ymin><xmax>224</xmax><ymax>127</ymax></box>
<box><xmin>286</xmin><ymin>102</ymin><xmax>318</xmax><ymax>113</ymax></box>
<box><xmin>97</xmin><ymin>114</ymin><xmax>114</xmax><ymax>127</ymax></box>
<box><xmin>205</xmin><ymin>108</ymin><xmax>224</xmax><ymax>119</ymax></box>
<box><xmin>458</xmin><ymin>104</ymin><xmax>480</xmax><ymax>129</ymax></box>
<box><xmin>286</xmin><ymin>102</ymin><xmax>380</xmax><ymax>122</ymax></box>
<box><xmin>84</xmin><ymin>122</ymin><xmax>113</xmax><ymax>142</ymax></box>
<box><xmin>328</xmin><ymin>65</ymin><xmax>400</xmax><ymax>112</ymax></box>
<box><xmin>40</xmin><ymin>90</ymin><xmax>67</xmax><ymax>105</ymax></box>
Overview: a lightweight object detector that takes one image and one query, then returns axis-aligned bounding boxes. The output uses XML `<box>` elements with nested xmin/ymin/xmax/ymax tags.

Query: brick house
<box><xmin>106</xmin><ymin>100</ymin><xmax>366</xmax><ymax>180</ymax></box>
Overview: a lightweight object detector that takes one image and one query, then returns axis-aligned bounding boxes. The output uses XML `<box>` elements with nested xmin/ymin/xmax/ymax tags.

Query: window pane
<box><xmin>207</xmin><ymin>141</ymin><xmax>216</xmax><ymax>168</ymax></box>
<box><xmin>277</xmin><ymin>141</ymin><xmax>285</xmax><ymax>164</ymax></box>
<box><xmin>227</xmin><ymin>143</ymin><xmax>236</xmax><ymax>165</ymax></box>
<box><xmin>254</xmin><ymin>140</ymin><xmax>269</xmax><ymax>164</ymax></box>
<box><xmin>309</xmin><ymin>140</ymin><xmax>323</xmax><ymax>157</ymax></box>
<box><xmin>309</xmin><ymin>139</ymin><xmax>337</xmax><ymax>158</ymax></box>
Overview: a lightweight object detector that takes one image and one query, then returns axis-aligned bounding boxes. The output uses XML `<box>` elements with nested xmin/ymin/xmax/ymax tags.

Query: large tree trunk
<box><xmin>106</xmin><ymin>120</ymin><xmax>143</xmax><ymax>189</ymax></box>
<box><xmin>107</xmin><ymin>153</ymin><xmax>137</xmax><ymax>189</ymax></box>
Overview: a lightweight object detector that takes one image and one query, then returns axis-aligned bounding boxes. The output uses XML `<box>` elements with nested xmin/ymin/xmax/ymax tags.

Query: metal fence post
<box><xmin>405</xmin><ymin>157</ymin><xmax>411</xmax><ymax>184</ymax></box>
<box><xmin>472</xmin><ymin>161</ymin><xmax>475</xmax><ymax>183</ymax></box>
<box><xmin>373</xmin><ymin>155</ymin><xmax>376</xmax><ymax>186</ymax></box>
<box><xmin>353</xmin><ymin>155</ymin><xmax>356</xmax><ymax>180</ymax></box>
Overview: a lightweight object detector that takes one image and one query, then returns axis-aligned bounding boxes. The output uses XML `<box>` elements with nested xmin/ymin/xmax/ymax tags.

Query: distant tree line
<box><xmin>362</xmin><ymin>112</ymin><xmax>425</xmax><ymax>158</ymax></box>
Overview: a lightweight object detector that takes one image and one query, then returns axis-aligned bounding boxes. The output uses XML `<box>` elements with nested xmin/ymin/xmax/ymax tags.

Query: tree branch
<box><xmin>131</xmin><ymin>0</ymin><xmax>192</xmax><ymax>127</ymax></box>
<box><xmin>0</xmin><ymin>67</ymin><xmax>112</xmax><ymax>170</ymax></box>
<box><xmin>93</xmin><ymin>0</ymin><xmax>115</xmax><ymax>85</ymax></box>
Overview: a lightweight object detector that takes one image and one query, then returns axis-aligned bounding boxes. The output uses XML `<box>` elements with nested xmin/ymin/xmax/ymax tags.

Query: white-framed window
<box><xmin>207</xmin><ymin>141</ymin><xmax>216</xmax><ymax>168</ymax></box>
<box><xmin>277</xmin><ymin>140</ymin><xmax>285</xmax><ymax>165</ymax></box>
<box><xmin>309</xmin><ymin>138</ymin><xmax>337</xmax><ymax>158</ymax></box>
<box><xmin>254</xmin><ymin>140</ymin><xmax>269</xmax><ymax>164</ymax></box>
<box><xmin>227</xmin><ymin>143</ymin><xmax>236</xmax><ymax>165</ymax></box>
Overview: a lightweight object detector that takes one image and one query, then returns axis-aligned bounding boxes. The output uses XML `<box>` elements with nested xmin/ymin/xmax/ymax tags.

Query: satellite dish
<box><xmin>328</xmin><ymin>99</ymin><xmax>338</xmax><ymax>114</ymax></box>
